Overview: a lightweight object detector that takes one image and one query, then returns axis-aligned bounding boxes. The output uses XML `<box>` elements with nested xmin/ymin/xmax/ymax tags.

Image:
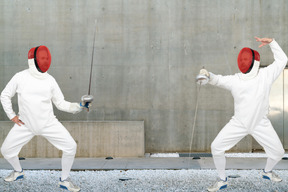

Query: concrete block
<box><xmin>0</xmin><ymin>121</ymin><xmax>144</xmax><ymax>158</ymax></box>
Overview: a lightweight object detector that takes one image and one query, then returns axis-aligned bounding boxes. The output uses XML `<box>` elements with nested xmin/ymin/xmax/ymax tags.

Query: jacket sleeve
<box><xmin>264</xmin><ymin>40</ymin><xmax>288</xmax><ymax>83</ymax></box>
<box><xmin>208</xmin><ymin>72</ymin><xmax>235</xmax><ymax>91</ymax></box>
<box><xmin>0</xmin><ymin>74</ymin><xmax>18</xmax><ymax>119</ymax></box>
<box><xmin>51</xmin><ymin>79</ymin><xmax>82</xmax><ymax>114</ymax></box>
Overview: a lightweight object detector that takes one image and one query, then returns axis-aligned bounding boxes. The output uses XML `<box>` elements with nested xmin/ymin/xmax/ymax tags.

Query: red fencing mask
<box><xmin>28</xmin><ymin>45</ymin><xmax>51</xmax><ymax>73</ymax></box>
<box><xmin>237</xmin><ymin>47</ymin><xmax>260</xmax><ymax>74</ymax></box>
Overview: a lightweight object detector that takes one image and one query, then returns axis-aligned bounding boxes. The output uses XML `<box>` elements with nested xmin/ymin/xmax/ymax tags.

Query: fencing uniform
<box><xmin>209</xmin><ymin>40</ymin><xmax>287</xmax><ymax>180</ymax></box>
<box><xmin>1</xmin><ymin>61</ymin><xmax>82</xmax><ymax>181</ymax></box>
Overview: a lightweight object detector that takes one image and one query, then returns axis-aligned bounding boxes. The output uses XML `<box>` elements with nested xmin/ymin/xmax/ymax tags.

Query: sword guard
<box><xmin>81</xmin><ymin>95</ymin><xmax>94</xmax><ymax>103</ymax></box>
<box><xmin>196</xmin><ymin>74</ymin><xmax>209</xmax><ymax>85</ymax></box>
<box><xmin>81</xmin><ymin>95</ymin><xmax>94</xmax><ymax>111</ymax></box>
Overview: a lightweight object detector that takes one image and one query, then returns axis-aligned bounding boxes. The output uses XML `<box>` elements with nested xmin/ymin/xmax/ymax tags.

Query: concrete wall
<box><xmin>0</xmin><ymin>0</ymin><xmax>287</xmax><ymax>153</ymax></box>
<box><xmin>0</xmin><ymin>121</ymin><xmax>145</xmax><ymax>158</ymax></box>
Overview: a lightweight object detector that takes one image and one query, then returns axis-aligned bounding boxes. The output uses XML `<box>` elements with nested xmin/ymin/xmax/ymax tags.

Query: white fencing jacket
<box><xmin>209</xmin><ymin>40</ymin><xmax>288</xmax><ymax>130</ymax></box>
<box><xmin>1</xmin><ymin>66</ymin><xmax>82</xmax><ymax>131</ymax></box>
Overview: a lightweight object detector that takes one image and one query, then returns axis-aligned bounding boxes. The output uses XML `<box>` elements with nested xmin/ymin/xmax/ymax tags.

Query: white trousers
<box><xmin>1</xmin><ymin>119</ymin><xmax>77</xmax><ymax>180</ymax></box>
<box><xmin>211</xmin><ymin>116</ymin><xmax>284</xmax><ymax>180</ymax></box>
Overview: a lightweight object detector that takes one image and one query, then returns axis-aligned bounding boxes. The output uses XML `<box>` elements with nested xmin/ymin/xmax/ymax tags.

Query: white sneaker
<box><xmin>4</xmin><ymin>170</ymin><xmax>25</xmax><ymax>182</ymax></box>
<box><xmin>262</xmin><ymin>170</ymin><xmax>282</xmax><ymax>182</ymax></box>
<box><xmin>59</xmin><ymin>177</ymin><xmax>80</xmax><ymax>192</ymax></box>
<box><xmin>207</xmin><ymin>178</ymin><xmax>228</xmax><ymax>192</ymax></box>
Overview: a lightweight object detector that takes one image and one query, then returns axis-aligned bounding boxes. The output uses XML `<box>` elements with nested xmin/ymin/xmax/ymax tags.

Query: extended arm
<box><xmin>209</xmin><ymin>72</ymin><xmax>235</xmax><ymax>91</ymax></box>
<box><xmin>51</xmin><ymin>79</ymin><xmax>82</xmax><ymax>114</ymax></box>
<box><xmin>196</xmin><ymin>68</ymin><xmax>234</xmax><ymax>91</ymax></box>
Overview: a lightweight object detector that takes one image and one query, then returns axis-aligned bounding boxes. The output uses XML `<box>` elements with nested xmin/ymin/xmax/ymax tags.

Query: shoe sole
<box><xmin>262</xmin><ymin>175</ymin><xmax>282</xmax><ymax>182</ymax></box>
<box><xmin>59</xmin><ymin>184</ymin><xmax>80</xmax><ymax>192</ymax></box>
<box><xmin>220</xmin><ymin>184</ymin><xmax>227</xmax><ymax>190</ymax></box>
<box><xmin>207</xmin><ymin>184</ymin><xmax>228</xmax><ymax>192</ymax></box>
<box><xmin>59</xmin><ymin>184</ymin><xmax>68</xmax><ymax>190</ymax></box>
<box><xmin>4</xmin><ymin>175</ymin><xmax>24</xmax><ymax>182</ymax></box>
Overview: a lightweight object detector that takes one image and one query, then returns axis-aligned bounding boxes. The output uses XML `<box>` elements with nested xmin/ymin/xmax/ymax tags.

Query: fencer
<box><xmin>0</xmin><ymin>45</ymin><xmax>91</xmax><ymax>192</ymax></box>
<box><xmin>197</xmin><ymin>37</ymin><xmax>287</xmax><ymax>192</ymax></box>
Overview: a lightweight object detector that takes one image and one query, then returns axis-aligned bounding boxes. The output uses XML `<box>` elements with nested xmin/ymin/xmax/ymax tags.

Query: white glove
<box><xmin>69</xmin><ymin>103</ymin><xmax>83</xmax><ymax>114</ymax></box>
<box><xmin>199</xmin><ymin>69</ymin><xmax>210</xmax><ymax>78</ymax></box>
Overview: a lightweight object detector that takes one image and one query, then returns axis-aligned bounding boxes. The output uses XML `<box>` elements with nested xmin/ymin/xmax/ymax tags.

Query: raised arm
<box><xmin>255</xmin><ymin>36</ymin><xmax>273</xmax><ymax>48</ymax></box>
<box><xmin>256</xmin><ymin>37</ymin><xmax>288</xmax><ymax>83</ymax></box>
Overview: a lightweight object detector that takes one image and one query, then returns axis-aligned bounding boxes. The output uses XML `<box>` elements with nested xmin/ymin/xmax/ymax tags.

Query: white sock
<box><xmin>264</xmin><ymin>158</ymin><xmax>279</xmax><ymax>172</ymax></box>
<box><xmin>61</xmin><ymin>155</ymin><xmax>75</xmax><ymax>181</ymax></box>
<box><xmin>6</xmin><ymin>156</ymin><xmax>22</xmax><ymax>172</ymax></box>
<box><xmin>213</xmin><ymin>155</ymin><xmax>226</xmax><ymax>180</ymax></box>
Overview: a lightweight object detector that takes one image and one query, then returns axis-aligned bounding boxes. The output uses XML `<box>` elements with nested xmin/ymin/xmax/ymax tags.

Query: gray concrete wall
<box><xmin>0</xmin><ymin>121</ymin><xmax>145</xmax><ymax>158</ymax></box>
<box><xmin>0</xmin><ymin>0</ymin><xmax>287</xmax><ymax>153</ymax></box>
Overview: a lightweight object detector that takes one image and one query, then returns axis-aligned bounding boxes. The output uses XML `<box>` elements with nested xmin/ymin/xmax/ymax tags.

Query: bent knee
<box><xmin>1</xmin><ymin>144</ymin><xmax>8</xmax><ymax>157</ymax></box>
<box><xmin>63</xmin><ymin>140</ymin><xmax>77</xmax><ymax>156</ymax></box>
<box><xmin>266</xmin><ymin>146</ymin><xmax>285</xmax><ymax>161</ymax></box>
<box><xmin>211</xmin><ymin>141</ymin><xmax>225</xmax><ymax>156</ymax></box>
<box><xmin>272</xmin><ymin>148</ymin><xmax>285</xmax><ymax>161</ymax></box>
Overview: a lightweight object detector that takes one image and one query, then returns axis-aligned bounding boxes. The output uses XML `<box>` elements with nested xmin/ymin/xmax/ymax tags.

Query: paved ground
<box><xmin>1</xmin><ymin>156</ymin><xmax>288</xmax><ymax>192</ymax></box>
<box><xmin>1</xmin><ymin>169</ymin><xmax>288</xmax><ymax>192</ymax></box>
<box><xmin>0</xmin><ymin>156</ymin><xmax>288</xmax><ymax>170</ymax></box>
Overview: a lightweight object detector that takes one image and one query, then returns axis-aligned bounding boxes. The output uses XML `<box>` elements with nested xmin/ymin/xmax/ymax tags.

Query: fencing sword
<box><xmin>81</xmin><ymin>21</ymin><xmax>98</xmax><ymax>111</ymax></box>
<box><xmin>188</xmin><ymin>68</ymin><xmax>209</xmax><ymax>165</ymax></box>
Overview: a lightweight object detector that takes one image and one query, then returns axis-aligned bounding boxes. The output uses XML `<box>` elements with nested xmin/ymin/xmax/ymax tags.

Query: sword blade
<box><xmin>188</xmin><ymin>83</ymin><xmax>202</xmax><ymax>167</ymax></box>
<box><xmin>88</xmin><ymin>21</ymin><xmax>98</xmax><ymax>95</ymax></box>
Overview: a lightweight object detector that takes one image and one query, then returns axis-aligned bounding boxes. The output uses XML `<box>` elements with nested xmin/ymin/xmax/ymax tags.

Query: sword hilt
<box><xmin>196</xmin><ymin>67</ymin><xmax>210</xmax><ymax>85</ymax></box>
<box><xmin>81</xmin><ymin>95</ymin><xmax>94</xmax><ymax>111</ymax></box>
